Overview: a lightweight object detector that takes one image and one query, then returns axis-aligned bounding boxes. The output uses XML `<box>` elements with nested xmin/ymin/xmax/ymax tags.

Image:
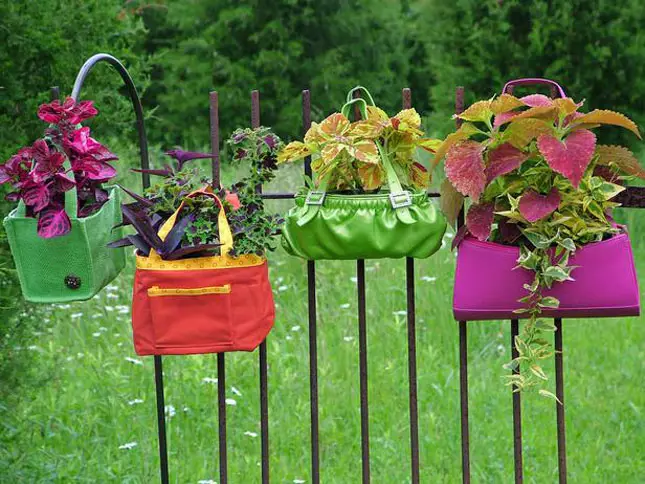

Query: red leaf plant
<box><xmin>0</xmin><ymin>97</ymin><xmax>118</xmax><ymax>238</ymax></box>
<box><xmin>435</xmin><ymin>90</ymin><xmax>643</xmax><ymax>398</ymax></box>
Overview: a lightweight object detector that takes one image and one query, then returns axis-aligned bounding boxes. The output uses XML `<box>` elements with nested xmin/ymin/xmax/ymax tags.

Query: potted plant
<box><xmin>110</xmin><ymin>127</ymin><xmax>282</xmax><ymax>356</ymax></box>
<box><xmin>277</xmin><ymin>86</ymin><xmax>446</xmax><ymax>260</ymax></box>
<box><xmin>1</xmin><ymin>97</ymin><xmax>125</xmax><ymax>302</ymax></box>
<box><xmin>439</xmin><ymin>78</ymin><xmax>642</xmax><ymax>397</ymax></box>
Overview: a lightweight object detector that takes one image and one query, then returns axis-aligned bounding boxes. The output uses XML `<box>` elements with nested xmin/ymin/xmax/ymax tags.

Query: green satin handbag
<box><xmin>281</xmin><ymin>93</ymin><xmax>446</xmax><ymax>261</ymax></box>
<box><xmin>3</xmin><ymin>185</ymin><xmax>125</xmax><ymax>303</ymax></box>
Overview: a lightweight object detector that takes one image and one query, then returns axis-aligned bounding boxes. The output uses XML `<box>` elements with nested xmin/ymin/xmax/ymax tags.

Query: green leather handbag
<box><xmin>3</xmin><ymin>185</ymin><xmax>125</xmax><ymax>303</ymax></box>
<box><xmin>282</xmin><ymin>94</ymin><xmax>446</xmax><ymax>261</ymax></box>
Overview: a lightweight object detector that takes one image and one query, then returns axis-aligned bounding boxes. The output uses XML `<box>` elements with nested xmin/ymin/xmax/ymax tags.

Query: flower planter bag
<box><xmin>131</xmin><ymin>191</ymin><xmax>275</xmax><ymax>356</ymax></box>
<box><xmin>282</xmin><ymin>95</ymin><xmax>446</xmax><ymax>261</ymax></box>
<box><xmin>453</xmin><ymin>232</ymin><xmax>640</xmax><ymax>321</ymax></box>
<box><xmin>3</xmin><ymin>186</ymin><xmax>125</xmax><ymax>303</ymax></box>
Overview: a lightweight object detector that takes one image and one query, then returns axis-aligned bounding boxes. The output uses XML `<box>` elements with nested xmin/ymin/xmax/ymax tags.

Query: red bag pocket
<box><xmin>148</xmin><ymin>283</ymin><xmax>234</xmax><ymax>351</ymax></box>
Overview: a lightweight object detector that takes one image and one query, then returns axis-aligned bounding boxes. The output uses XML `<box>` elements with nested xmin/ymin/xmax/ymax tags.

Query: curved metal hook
<box><xmin>72</xmin><ymin>53</ymin><xmax>151</xmax><ymax>189</ymax></box>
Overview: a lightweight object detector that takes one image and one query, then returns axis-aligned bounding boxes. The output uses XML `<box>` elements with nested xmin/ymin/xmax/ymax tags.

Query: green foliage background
<box><xmin>1</xmin><ymin>1</ymin><xmax>645</xmax><ymax>480</ymax></box>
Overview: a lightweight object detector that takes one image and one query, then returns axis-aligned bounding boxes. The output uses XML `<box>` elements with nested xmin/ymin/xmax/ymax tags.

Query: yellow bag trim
<box><xmin>136</xmin><ymin>253</ymin><xmax>266</xmax><ymax>271</ymax></box>
<box><xmin>148</xmin><ymin>284</ymin><xmax>231</xmax><ymax>297</ymax></box>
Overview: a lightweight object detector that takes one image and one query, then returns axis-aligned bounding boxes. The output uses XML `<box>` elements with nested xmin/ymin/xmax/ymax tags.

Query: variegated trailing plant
<box><xmin>277</xmin><ymin>100</ymin><xmax>439</xmax><ymax>191</ymax></box>
<box><xmin>109</xmin><ymin>127</ymin><xmax>283</xmax><ymax>259</ymax></box>
<box><xmin>437</xmin><ymin>92</ymin><xmax>643</xmax><ymax>400</ymax></box>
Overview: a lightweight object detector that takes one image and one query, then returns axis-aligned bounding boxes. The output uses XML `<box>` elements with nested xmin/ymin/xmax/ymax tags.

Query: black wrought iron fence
<box><xmin>68</xmin><ymin>54</ymin><xmax>645</xmax><ymax>484</ymax></box>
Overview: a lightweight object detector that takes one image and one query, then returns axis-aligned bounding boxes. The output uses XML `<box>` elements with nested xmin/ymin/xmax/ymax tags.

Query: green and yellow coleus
<box><xmin>278</xmin><ymin>105</ymin><xmax>440</xmax><ymax>192</ymax></box>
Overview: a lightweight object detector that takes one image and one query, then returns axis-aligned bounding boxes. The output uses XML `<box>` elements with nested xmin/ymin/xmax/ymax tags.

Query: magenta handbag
<box><xmin>453</xmin><ymin>231</ymin><xmax>640</xmax><ymax>321</ymax></box>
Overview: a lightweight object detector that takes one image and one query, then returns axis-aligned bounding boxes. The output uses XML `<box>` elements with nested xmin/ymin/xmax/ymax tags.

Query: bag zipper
<box><xmin>147</xmin><ymin>284</ymin><xmax>231</xmax><ymax>297</ymax></box>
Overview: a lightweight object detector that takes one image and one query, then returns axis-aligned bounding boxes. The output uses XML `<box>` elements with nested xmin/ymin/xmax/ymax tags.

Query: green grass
<box><xmin>1</xmin><ymin>164</ymin><xmax>644</xmax><ymax>483</ymax></box>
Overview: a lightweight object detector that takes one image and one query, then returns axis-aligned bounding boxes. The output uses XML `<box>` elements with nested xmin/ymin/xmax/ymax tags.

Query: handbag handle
<box><xmin>345</xmin><ymin>86</ymin><xmax>376</xmax><ymax>106</ymax></box>
<box><xmin>502</xmin><ymin>78</ymin><xmax>567</xmax><ymax>98</ymax></box>
<box><xmin>341</xmin><ymin>98</ymin><xmax>368</xmax><ymax>120</ymax></box>
<box><xmin>149</xmin><ymin>188</ymin><xmax>234</xmax><ymax>260</ymax></box>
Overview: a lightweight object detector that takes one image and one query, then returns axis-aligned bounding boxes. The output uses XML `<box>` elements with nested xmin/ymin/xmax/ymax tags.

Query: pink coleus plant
<box><xmin>436</xmin><ymin>90</ymin><xmax>644</xmax><ymax>398</ymax></box>
<box><xmin>0</xmin><ymin>98</ymin><xmax>118</xmax><ymax>238</ymax></box>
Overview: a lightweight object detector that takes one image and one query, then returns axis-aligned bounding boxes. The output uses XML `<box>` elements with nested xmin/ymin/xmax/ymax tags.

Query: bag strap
<box><xmin>148</xmin><ymin>188</ymin><xmax>233</xmax><ymax>261</ymax></box>
<box><xmin>346</xmin><ymin>86</ymin><xmax>376</xmax><ymax>106</ymax></box>
<box><xmin>16</xmin><ymin>155</ymin><xmax>78</xmax><ymax>219</ymax></box>
<box><xmin>502</xmin><ymin>78</ymin><xmax>567</xmax><ymax>98</ymax></box>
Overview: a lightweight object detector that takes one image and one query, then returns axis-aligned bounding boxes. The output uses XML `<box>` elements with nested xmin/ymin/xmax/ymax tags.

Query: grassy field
<box><xmin>1</xmin><ymin>161</ymin><xmax>644</xmax><ymax>483</ymax></box>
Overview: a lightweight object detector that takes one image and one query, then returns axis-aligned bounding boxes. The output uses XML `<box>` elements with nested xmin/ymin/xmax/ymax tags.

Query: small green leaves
<box><xmin>538</xmin><ymin>297</ymin><xmax>560</xmax><ymax>309</ymax></box>
<box><xmin>538</xmin><ymin>389</ymin><xmax>562</xmax><ymax>404</ymax></box>
<box><xmin>543</xmin><ymin>265</ymin><xmax>574</xmax><ymax>282</ymax></box>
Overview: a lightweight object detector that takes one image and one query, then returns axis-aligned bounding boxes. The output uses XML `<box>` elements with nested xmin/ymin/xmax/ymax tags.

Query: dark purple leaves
<box><xmin>518</xmin><ymin>188</ymin><xmax>561</xmax><ymax>222</ymax></box>
<box><xmin>164</xmin><ymin>243</ymin><xmax>222</xmax><ymax>261</ymax></box>
<box><xmin>132</xmin><ymin>165</ymin><xmax>174</xmax><ymax>178</ymax></box>
<box><xmin>121</xmin><ymin>204</ymin><xmax>164</xmax><ymax>250</ymax></box>
<box><xmin>118</xmin><ymin>184</ymin><xmax>154</xmax><ymax>207</ymax></box>
<box><xmin>158</xmin><ymin>214</ymin><xmax>195</xmax><ymax>257</ymax></box>
<box><xmin>37</xmin><ymin>209</ymin><xmax>71</xmax><ymax>238</ymax></box>
<box><xmin>165</xmin><ymin>150</ymin><xmax>214</xmax><ymax>171</ymax></box>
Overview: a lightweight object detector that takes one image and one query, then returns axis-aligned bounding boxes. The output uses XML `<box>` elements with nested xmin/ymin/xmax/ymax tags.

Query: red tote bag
<box><xmin>131</xmin><ymin>191</ymin><xmax>275</xmax><ymax>356</ymax></box>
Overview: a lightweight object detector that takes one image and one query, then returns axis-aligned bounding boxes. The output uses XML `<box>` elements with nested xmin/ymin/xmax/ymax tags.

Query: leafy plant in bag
<box><xmin>437</xmin><ymin>90</ymin><xmax>643</xmax><ymax>399</ymax></box>
<box><xmin>0</xmin><ymin>98</ymin><xmax>119</xmax><ymax>238</ymax></box>
<box><xmin>277</xmin><ymin>87</ymin><xmax>440</xmax><ymax>191</ymax></box>
<box><xmin>110</xmin><ymin>126</ymin><xmax>283</xmax><ymax>259</ymax></box>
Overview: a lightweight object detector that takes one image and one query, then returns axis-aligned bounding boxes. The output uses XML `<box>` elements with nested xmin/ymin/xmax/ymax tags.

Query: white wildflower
<box><xmin>278</xmin><ymin>285</ymin><xmax>289</xmax><ymax>292</ymax></box>
<box><xmin>92</xmin><ymin>332</ymin><xmax>101</xmax><ymax>337</ymax></box>
<box><xmin>197</xmin><ymin>480</ymin><xmax>217</xmax><ymax>484</ymax></box>
<box><xmin>392</xmin><ymin>310</ymin><xmax>407</xmax><ymax>316</ymax></box>
<box><xmin>128</xmin><ymin>399</ymin><xmax>144</xmax><ymax>406</ymax></box>
<box><xmin>244</xmin><ymin>431</ymin><xmax>258</xmax><ymax>438</ymax></box>
<box><xmin>343</xmin><ymin>336</ymin><xmax>354</xmax><ymax>342</ymax></box>
<box><xmin>107</xmin><ymin>293</ymin><xmax>119</xmax><ymax>299</ymax></box>
<box><xmin>70</xmin><ymin>313</ymin><xmax>83</xmax><ymax>319</ymax></box>
<box><xmin>105</xmin><ymin>306</ymin><xmax>115</xmax><ymax>312</ymax></box>
<box><xmin>291</xmin><ymin>325</ymin><xmax>301</xmax><ymax>332</ymax></box>
<box><xmin>421</xmin><ymin>276</ymin><xmax>437</xmax><ymax>282</ymax></box>
<box><xmin>118</xmin><ymin>442</ymin><xmax>138</xmax><ymax>450</ymax></box>
<box><xmin>231</xmin><ymin>386</ymin><xmax>242</xmax><ymax>397</ymax></box>
<box><xmin>125</xmin><ymin>357</ymin><xmax>143</xmax><ymax>365</ymax></box>
<box><xmin>225</xmin><ymin>398</ymin><xmax>237</xmax><ymax>406</ymax></box>
<box><xmin>202</xmin><ymin>377</ymin><xmax>218</xmax><ymax>384</ymax></box>
<box><xmin>339</xmin><ymin>303</ymin><xmax>350</xmax><ymax>309</ymax></box>
<box><xmin>165</xmin><ymin>405</ymin><xmax>176</xmax><ymax>417</ymax></box>
<box><xmin>350</xmin><ymin>277</ymin><xmax>358</xmax><ymax>283</ymax></box>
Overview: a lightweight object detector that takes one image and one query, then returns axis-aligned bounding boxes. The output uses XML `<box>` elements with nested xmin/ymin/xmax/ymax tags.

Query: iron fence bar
<box><xmin>302</xmin><ymin>89</ymin><xmax>321</xmax><ymax>484</ymax></box>
<box><xmin>153</xmin><ymin>356</ymin><xmax>170</xmax><ymax>484</ymax></box>
<box><xmin>357</xmin><ymin>258</ymin><xmax>371</xmax><ymax>484</ymax></box>
<box><xmin>218</xmin><ymin>353</ymin><xmax>228</xmax><ymax>484</ymax></box>
<box><xmin>554</xmin><ymin>318</ymin><xmax>567</xmax><ymax>483</ymax></box>
<box><xmin>402</xmin><ymin>87</ymin><xmax>421</xmax><ymax>484</ymax></box>
<box><xmin>70</xmin><ymin>54</ymin><xmax>167</xmax><ymax>482</ymax></box>
<box><xmin>454</xmin><ymin>86</ymin><xmax>471</xmax><ymax>484</ymax></box>
<box><xmin>251</xmin><ymin>89</ymin><xmax>271</xmax><ymax>484</ymax></box>
<box><xmin>511</xmin><ymin>319</ymin><xmax>523</xmax><ymax>483</ymax></box>
<box><xmin>458</xmin><ymin>321</ymin><xmax>470</xmax><ymax>484</ymax></box>
<box><xmin>210</xmin><ymin>91</ymin><xmax>229</xmax><ymax>484</ymax></box>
